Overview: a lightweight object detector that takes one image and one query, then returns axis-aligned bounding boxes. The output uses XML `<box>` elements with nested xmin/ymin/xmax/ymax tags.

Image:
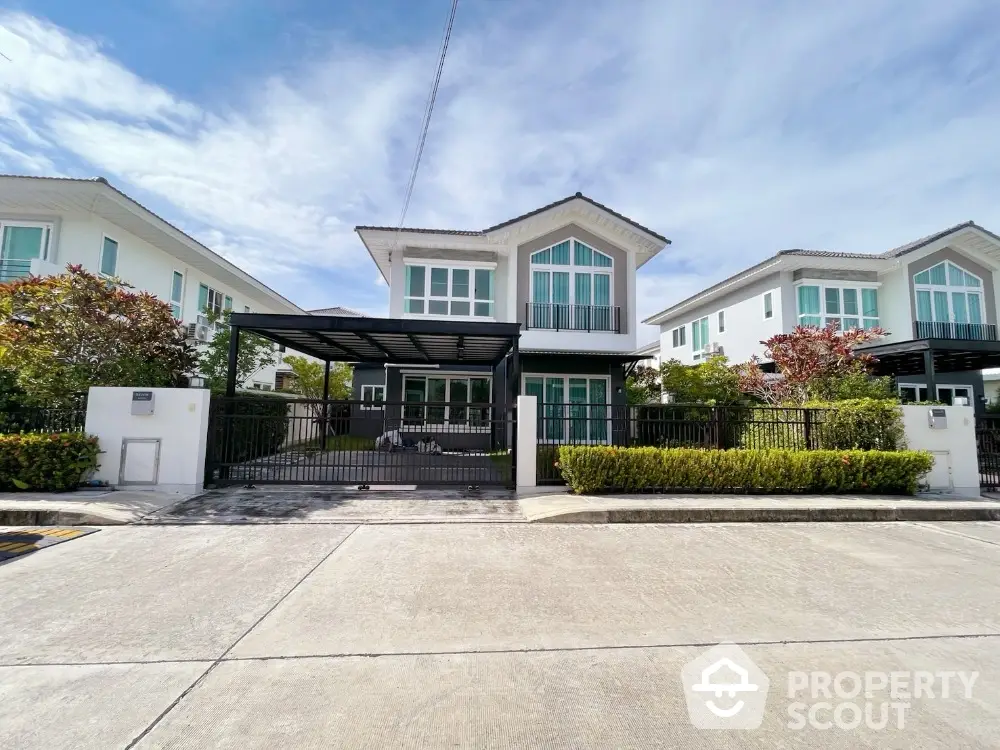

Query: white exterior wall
<box><xmin>657</xmin><ymin>274</ymin><xmax>784</xmax><ymax>365</ymax></box>
<box><xmin>900</xmin><ymin>405</ymin><xmax>979</xmax><ymax>496</ymax></box>
<box><xmin>19</xmin><ymin>211</ymin><xmax>302</xmax><ymax>389</ymax></box>
<box><xmin>873</xmin><ymin>266</ymin><xmax>912</xmax><ymax>344</ymax></box>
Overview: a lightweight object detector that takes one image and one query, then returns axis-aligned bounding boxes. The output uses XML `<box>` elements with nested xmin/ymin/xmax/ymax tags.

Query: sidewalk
<box><xmin>518</xmin><ymin>492</ymin><xmax>1000</xmax><ymax>523</ymax></box>
<box><xmin>0</xmin><ymin>490</ymin><xmax>187</xmax><ymax>526</ymax></box>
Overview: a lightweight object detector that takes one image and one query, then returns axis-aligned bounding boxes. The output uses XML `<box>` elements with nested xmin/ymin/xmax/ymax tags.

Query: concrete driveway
<box><xmin>1</xmin><ymin>521</ymin><xmax>998</xmax><ymax>748</ymax></box>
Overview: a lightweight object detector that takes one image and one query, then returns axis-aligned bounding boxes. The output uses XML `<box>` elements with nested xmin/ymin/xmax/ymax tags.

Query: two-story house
<box><xmin>0</xmin><ymin>174</ymin><xmax>307</xmax><ymax>390</ymax></box>
<box><xmin>353</xmin><ymin>193</ymin><xmax>670</xmax><ymax>438</ymax></box>
<box><xmin>643</xmin><ymin>221</ymin><xmax>1000</xmax><ymax>410</ymax></box>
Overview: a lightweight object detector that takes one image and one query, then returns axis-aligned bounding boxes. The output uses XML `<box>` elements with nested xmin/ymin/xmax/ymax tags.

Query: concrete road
<box><xmin>0</xmin><ymin>521</ymin><xmax>998</xmax><ymax>748</ymax></box>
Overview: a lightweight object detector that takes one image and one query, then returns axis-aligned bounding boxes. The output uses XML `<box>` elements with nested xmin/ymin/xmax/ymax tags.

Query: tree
<box><xmin>0</xmin><ymin>265</ymin><xmax>196</xmax><ymax>404</ymax></box>
<box><xmin>735</xmin><ymin>323</ymin><xmax>888</xmax><ymax>405</ymax></box>
<box><xmin>283</xmin><ymin>355</ymin><xmax>352</xmax><ymax>400</ymax></box>
<box><xmin>198</xmin><ymin>310</ymin><xmax>278</xmax><ymax>391</ymax></box>
<box><xmin>626</xmin><ymin>365</ymin><xmax>661</xmax><ymax>404</ymax></box>
<box><xmin>626</xmin><ymin>355</ymin><xmax>743</xmax><ymax>405</ymax></box>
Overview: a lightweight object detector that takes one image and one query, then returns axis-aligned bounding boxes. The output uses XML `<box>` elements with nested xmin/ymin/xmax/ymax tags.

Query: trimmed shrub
<box><xmin>209</xmin><ymin>394</ymin><xmax>290</xmax><ymax>465</ymax></box>
<box><xmin>808</xmin><ymin>398</ymin><xmax>904</xmax><ymax>451</ymax></box>
<box><xmin>0</xmin><ymin>433</ymin><xmax>100</xmax><ymax>491</ymax></box>
<box><xmin>558</xmin><ymin>446</ymin><xmax>933</xmax><ymax>495</ymax></box>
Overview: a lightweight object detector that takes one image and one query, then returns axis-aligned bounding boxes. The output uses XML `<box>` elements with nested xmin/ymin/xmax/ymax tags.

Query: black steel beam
<box><xmin>355</xmin><ymin>332</ymin><xmax>394</xmax><ymax>358</ymax></box>
<box><xmin>406</xmin><ymin>333</ymin><xmax>431</xmax><ymax>361</ymax></box>
<box><xmin>226</xmin><ymin>325</ymin><xmax>240</xmax><ymax>396</ymax></box>
<box><xmin>303</xmin><ymin>331</ymin><xmax>367</xmax><ymax>361</ymax></box>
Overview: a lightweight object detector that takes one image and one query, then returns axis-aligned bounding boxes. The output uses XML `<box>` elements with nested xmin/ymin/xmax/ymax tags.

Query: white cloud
<box><xmin>1</xmin><ymin>1</ymin><xmax>999</xmax><ymax>317</ymax></box>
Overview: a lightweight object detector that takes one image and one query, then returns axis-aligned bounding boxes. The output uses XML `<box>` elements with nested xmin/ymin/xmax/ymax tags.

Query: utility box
<box><xmin>131</xmin><ymin>391</ymin><xmax>155</xmax><ymax>416</ymax></box>
<box><xmin>927</xmin><ymin>408</ymin><xmax>948</xmax><ymax>429</ymax></box>
<box><xmin>119</xmin><ymin>438</ymin><xmax>161</xmax><ymax>486</ymax></box>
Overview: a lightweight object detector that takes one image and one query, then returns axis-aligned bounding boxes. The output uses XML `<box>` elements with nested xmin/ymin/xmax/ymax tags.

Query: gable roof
<box><xmin>309</xmin><ymin>306</ymin><xmax>367</xmax><ymax>317</ymax></box>
<box><xmin>643</xmin><ymin>221</ymin><xmax>1000</xmax><ymax>327</ymax></box>
<box><xmin>355</xmin><ymin>192</ymin><xmax>669</xmax><ymax>244</ymax></box>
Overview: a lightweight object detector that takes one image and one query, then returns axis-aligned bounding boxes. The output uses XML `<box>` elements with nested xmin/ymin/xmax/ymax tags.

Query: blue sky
<box><xmin>2</xmin><ymin>1</ymin><xmax>1000</xmax><ymax>342</ymax></box>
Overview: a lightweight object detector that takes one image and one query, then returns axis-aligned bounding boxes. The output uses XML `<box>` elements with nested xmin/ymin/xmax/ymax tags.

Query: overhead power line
<box><xmin>395</xmin><ymin>0</ymin><xmax>460</xmax><ymax>236</ymax></box>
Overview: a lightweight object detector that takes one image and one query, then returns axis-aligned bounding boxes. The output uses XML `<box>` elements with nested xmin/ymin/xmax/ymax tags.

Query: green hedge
<box><xmin>808</xmin><ymin>399</ymin><xmax>905</xmax><ymax>451</ymax></box>
<box><xmin>0</xmin><ymin>433</ymin><xmax>100</xmax><ymax>491</ymax></box>
<box><xmin>209</xmin><ymin>394</ymin><xmax>290</xmax><ymax>466</ymax></box>
<box><xmin>558</xmin><ymin>446</ymin><xmax>933</xmax><ymax>495</ymax></box>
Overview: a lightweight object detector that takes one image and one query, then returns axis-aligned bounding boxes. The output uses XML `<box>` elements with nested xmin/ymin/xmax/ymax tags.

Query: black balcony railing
<box><xmin>913</xmin><ymin>321</ymin><xmax>998</xmax><ymax>341</ymax></box>
<box><xmin>0</xmin><ymin>258</ymin><xmax>32</xmax><ymax>284</ymax></box>
<box><xmin>525</xmin><ymin>303</ymin><xmax>621</xmax><ymax>333</ymax></box>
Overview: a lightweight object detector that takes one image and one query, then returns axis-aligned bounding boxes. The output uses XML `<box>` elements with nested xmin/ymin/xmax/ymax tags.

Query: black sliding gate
<box><xmin>976</xmin><ymin>415</ymin><xmax>1000</xmax><ymax>491</ymax></box>
<box><xmin>205</xmin><ymin>397</ymin><xmax>515</xmax><ymax>488</ymax></box>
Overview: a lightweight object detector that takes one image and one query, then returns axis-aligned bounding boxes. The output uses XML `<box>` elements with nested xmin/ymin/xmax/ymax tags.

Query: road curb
<box><xmin>0</xmin><ymin>509</ymin><xmax>125</xmax><ymax>526</ymax></box>
<box><xmin>530</xmin><ymin>506</ymin><xmax>1000</xmax><ymax>523</ymax></box>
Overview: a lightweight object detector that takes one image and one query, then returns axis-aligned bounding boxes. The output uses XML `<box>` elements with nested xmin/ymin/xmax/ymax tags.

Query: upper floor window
<box><xmin>170</xmin><ymin>271</ymin><xmax>184</xmax><ymax>319</ymax></box>
<box><xmin>405</xmin><ymin>264</ymin><xmax>494</xmax><ymax>318</ymax></box>
<box><xmin>199</xmin><ymin>284</ymin><xmax>232</xmax><ymax>321</ymax></box>
<box><xmin>100</xmin><ymin>236</ymin><xmax>119</xmax><ymax>277</ymax></box>
<box><xmin>671</xmin><ymin>325</ymin><xmax>686</xmax><ymax>348</ymax></box>
<box><xmin>1</xmin><ymin>221</ymin><xmax>52</xmax><ymax>281</ymax></box>
<box><xmin>530</xmin><ymin>239</ymin><xmax>614</xmax><ymax>330</ymax></box>
<box><xmin>914</xmin><ymin>261</ymin><xmax>983</xmax><ymax>325</ymax></box>
<box><xmin>797</xmin><ymin>284</ymin><xmax>879</xmax><ymax>330</ymax></box>
<box><xmin>691</xmin><ymin>316</ymin><xmax>710</xmax><ymax>359</ymax></box>
<box><xmin>718</xmin><ymin>310</ymin><xmax>725</xmax><ymax>333</ymax></box>
<box><xmin>763</xmin><ymin>292</ymin><xmax>773</xmax><ymax>319</ymax></box>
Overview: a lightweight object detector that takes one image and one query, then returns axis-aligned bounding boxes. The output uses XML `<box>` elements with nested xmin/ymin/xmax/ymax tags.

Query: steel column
<box><xmin>924</xmin><ymin>349</ymin><xmax>937</xmax><ymax>402</ymax></box>
<box><xmin>226</xmin><ymin>325</ymin><xmax>240</xmax><ymax>396</ymax></box>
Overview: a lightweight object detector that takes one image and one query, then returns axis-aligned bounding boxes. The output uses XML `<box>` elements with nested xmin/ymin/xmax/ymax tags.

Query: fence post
<box><xmin>715</xmin><ymin>406</ymin><xmax>725</xmax><ymax>449</ymax></box>
<box><xmin>803</xmin><ymin>408</ymin><xmax>813</xmax><ymax>450</ymax></box>
<box><xmin>516</xmin><ymin>395</ymin><xmax>537</xmax><ymax>490</ymax></box>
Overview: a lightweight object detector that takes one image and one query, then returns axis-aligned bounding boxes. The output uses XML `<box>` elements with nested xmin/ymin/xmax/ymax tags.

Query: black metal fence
<box><xmin>913</xmin><ymin>320</ymin><xmax>998</xmax><ymax>341</ymax></box>
<box><xmin>206</xmin><ymin>397</ymin><xmax>515</xmax><ymax>487</ymax></box>
<box><xmin>535</xmin><ymin>403</ymin><xmax>876</xmax><ymax>484</ymax></box>
<box><xmin>976</xmin><ymin>415</ymin><xmax>1000</xmax><ymax>490</ymax></box>
<box><xmin>0</xmin><ymin>402</ymin><xmax>88</xmax><ymax>434</ymax></box>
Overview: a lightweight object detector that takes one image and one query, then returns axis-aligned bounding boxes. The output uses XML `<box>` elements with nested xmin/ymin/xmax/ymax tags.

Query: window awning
<box><xmin>228</xmin><ymin>313</ymin><xmax>521</xmax><ymax>367</ymax></box>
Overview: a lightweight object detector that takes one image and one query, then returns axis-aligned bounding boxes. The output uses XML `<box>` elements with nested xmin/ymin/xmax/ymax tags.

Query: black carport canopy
<box><xmin>228</xmin><ymin>312</ymin><xmax>521</xmax><ymax>367</ymax></box>
<box><xmin>859</xmin><ymin>337</ymin><xmax>1000</xmax><ymax>377</ymax></box>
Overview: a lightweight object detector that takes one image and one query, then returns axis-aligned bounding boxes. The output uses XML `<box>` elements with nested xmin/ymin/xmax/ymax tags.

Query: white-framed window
<box><xmin>169</xmin><ymin>270</ymin><xmax>184</xmax><ymax>320</ymax></box>
<box><xmin>361</xmin><ymin>384</ymin><xmax>385</xmax><ymax>409</ymax></box>
<box><xmin>763</xmin><ymin>292</ymin><xmax>773</xmax><ymax>319</ymax></box>
<box><xmin>796</xmin><ymin>283</ymin><xmax>879</xmax><ymax>330</ymax></box>
<box><xmin>529</xmin><ymin>238</ymin><xmax>614</xmax><ymax>331</ymax></box>
<box><xmin>523</xmin><ymin>374</ymin><xmax>610</xmax><ymax>444</ymax></box>
<box><xmin>198</xmin><ymin>283</ymin><xmax>232</xmax><ymax>321</ymax></box>
<box><xmin>403</xmin><ymin>374</ymin><xmax>492</xmax><ymax>427</ymax></box>
<box><xmin>404</xmin><ymin>264</ymin><xmax>495</xmax><ymax>318</ymax></box>
<box><xmin>671</xmin><ymin>325</ymin><xmax>686</xmax><ymax>348</ymax></box>
<box><xmin>914</xmin><ymin>261</ymin><xmax>985</xmax><ymax>332</ymax></box>
<box><xmin>899</xmin><ymin>383</ymin><xmax>972</xmax><ymax>406</ymax></box>
<box><xmin>99</xmin><ymin>235</ymin><xmax>119</xmax><ymax>277</ymax></box>
<box><xmin>0</xmin><ymin>220</ymin><xmax>52</xmax><ymax>280</ymax></box>
<box><xmin>691</xmin><ymin>316</ymin><xmax>710</xmax><ymax>360</ymax></box>
<box><xmin>718</xmin><ymin>310</ymin><xmax>725</xmax><ymax>333</ymax></box>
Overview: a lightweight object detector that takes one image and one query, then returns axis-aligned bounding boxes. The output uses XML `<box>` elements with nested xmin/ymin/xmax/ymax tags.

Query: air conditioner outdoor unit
<box><xmin>707</xmin><ymin>343</ymin><xmax>724</xmax><ymax>354</ymax></box>
<box><xmin>184</xmin><ymin>322</ymin><xmax>198</xmax><ymax>340</ymax></box>
<box><xmin>196</xmin><ymin>324</ymin><xmax>211</xmax><ymax>341</ymax></box>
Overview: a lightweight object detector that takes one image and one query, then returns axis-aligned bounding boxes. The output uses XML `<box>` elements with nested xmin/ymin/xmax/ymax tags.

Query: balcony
<box><xmin>913</xmin><ymin>321</ymin><xmax>998</xmax><ymax>341</ymax></box>
<box><xmin>525</xmin><ymin>303</ymin><xmax>621</xmax><ymax>333</ymax></box>
<box><xmin>0</xmin><ymin>259</ymin><xmax>32</xmax><ymax>283</ymax></box>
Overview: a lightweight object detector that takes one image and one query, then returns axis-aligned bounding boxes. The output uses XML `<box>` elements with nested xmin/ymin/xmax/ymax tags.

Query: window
<box><xmin>524</xmin><ymin>375</ymin><xmax>609</xmax><ymax>443</ymax></box>
<box><xmin>763</xmin><ymin>292</ymin><xmax>773</xmax><ymax>319</ymax></box>
<box><xmin>671</xmin><ymin>325</ymin><xmax>686</xmax><ymax>348</ymax></box>
<box><xmin>718</xmin><ymin>310</ymin><xmax>725</xmax><ymax>333</ymax></box>
<box><xmin>797</xmin><ymin>284</ymin><xmax>879</xmax><ymax>330</ymax></box>
<box><xmin>405</xmin><ymin>265</ymin><xmax>494</xmax><ymax>318</ymax></box>
<box><xmin>899</xmin><ymin>383</ymin><xmax>972</xmax><ymax>405</ymax></box>
<box><xmin>169</xmin><ymin>271</ymin><xmax>184</xmax><ymax>319</ymax></box>
<box><xmin>198</xmin><ymin>284</ymin><xmax>232</xmax><ymax>320</ymax></box>
<box><xmin>530</xmin><ymin>239</ymin><xmax>614</xmax><ymax>330</ymax></box>
<box><xmin>99</xmin><ymin>236</ymin><xmax>119</xmax><ymax>277</ymax></box>
<box><xmin>361</xmin><ymin>384</ymin><xmax>386</xmax><ymax>409</ymax></box>
<box><xmin>0</xmin><ymin>221</ymin><xmax>52</xmax><ymax>281</ymax></box>
<box><xmin>402</xmin><ymin>374</ymin><xmax>491</xmax><ymax>426</ymax></box>
<box><xmin>691</xmin><ymin>316</ymin><xmax>710</xmax><ymax>359</ymax></box>
<box><xmin>914</xmin><ymin>261</ymin><xmax>984</xmax><ymax>331</ymax></box>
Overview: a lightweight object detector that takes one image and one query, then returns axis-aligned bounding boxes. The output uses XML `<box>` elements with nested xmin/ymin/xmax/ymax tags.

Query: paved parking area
<box><xmin>1</xmin><ymin>521</ymin><xmax>998</xmax><ymax>748</ymax></box>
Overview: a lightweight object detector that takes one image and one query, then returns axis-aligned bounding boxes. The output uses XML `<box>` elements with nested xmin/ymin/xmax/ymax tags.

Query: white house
<box><xmin>0</xmin><ymin>174</ymin><xmax>307</xmax><ymax>390</ymax></box>
<box><xmin>643</xmin><ymin>221</ymin><xmax>1000</xmax><ymax>410</ymax></box>
<box><xmin>354</xmin><ymin>192</ymin><xmax>670</xmax><ymax>431</ymax></box>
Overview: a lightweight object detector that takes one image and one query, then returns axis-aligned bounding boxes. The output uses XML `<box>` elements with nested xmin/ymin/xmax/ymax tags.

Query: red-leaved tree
<box><xmin>736</xmin><ymin>323</ymin><xmax>887</xmax><ymax>405</ymax></box>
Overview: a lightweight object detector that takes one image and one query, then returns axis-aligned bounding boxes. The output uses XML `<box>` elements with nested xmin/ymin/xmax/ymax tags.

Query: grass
<box><xmin>296</xmin><ymin>434</ymin><xmax>373</xmax><ymax>452</ymax></box>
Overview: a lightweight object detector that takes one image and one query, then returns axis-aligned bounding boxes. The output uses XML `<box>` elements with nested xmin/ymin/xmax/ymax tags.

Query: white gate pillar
<box><xmin>516</xmin><ymin>395</ymin><xmax>538</xmax><ymax>490</ymax></box>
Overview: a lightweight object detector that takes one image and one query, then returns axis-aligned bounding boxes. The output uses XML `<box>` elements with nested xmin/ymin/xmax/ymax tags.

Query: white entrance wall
<box><xmin>85</xmin><ymin>387</ymin><xmax>211</xmax><ymax>494</ymax></box>
<box><xmin>516</xmin><ymin>395</ymin><xmax>538</xmax><ymax>490</ymax></box>
<box><xmin>900</xmin><ymin>405</ymin><xmax>979</xmax><ymax>497</ymax></box>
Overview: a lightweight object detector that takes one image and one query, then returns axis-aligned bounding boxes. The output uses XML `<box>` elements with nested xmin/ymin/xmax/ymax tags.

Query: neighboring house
<box><xmin>633</xmin><ymin>339</ymin><xmax>661</xmax><ymax>370</ymax></box>
<box><xmin>0</xmin><ymin>175</ymin><xmax>306</xmax><ymax>390</ymax></box>
<box><xmin>354</xmin><ymin>192</ymin><xmax>669</xmax><ymax>440</ymax></box>
<box><xmin>643</xmin><ymin>221</ymin><xmax>1000</xmax><ymax>410</ymax></box>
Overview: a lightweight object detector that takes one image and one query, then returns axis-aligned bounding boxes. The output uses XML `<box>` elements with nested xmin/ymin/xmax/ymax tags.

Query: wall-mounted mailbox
<box><xmin>131</xmin><ymin>391</ymin><xmax>155</xmax><ymax>416</ymax></box>
<box><xmin>928</xmin><ymin>407</ymin><xmax>947</xmax><ymax>429</ymax></box>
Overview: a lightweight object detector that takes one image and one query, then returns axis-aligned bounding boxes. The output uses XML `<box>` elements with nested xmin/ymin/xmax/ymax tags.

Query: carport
<box><xmin>209</xmin><ymin>314</ymin><xmax>522</xmax><ymax>487</ymax></box>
